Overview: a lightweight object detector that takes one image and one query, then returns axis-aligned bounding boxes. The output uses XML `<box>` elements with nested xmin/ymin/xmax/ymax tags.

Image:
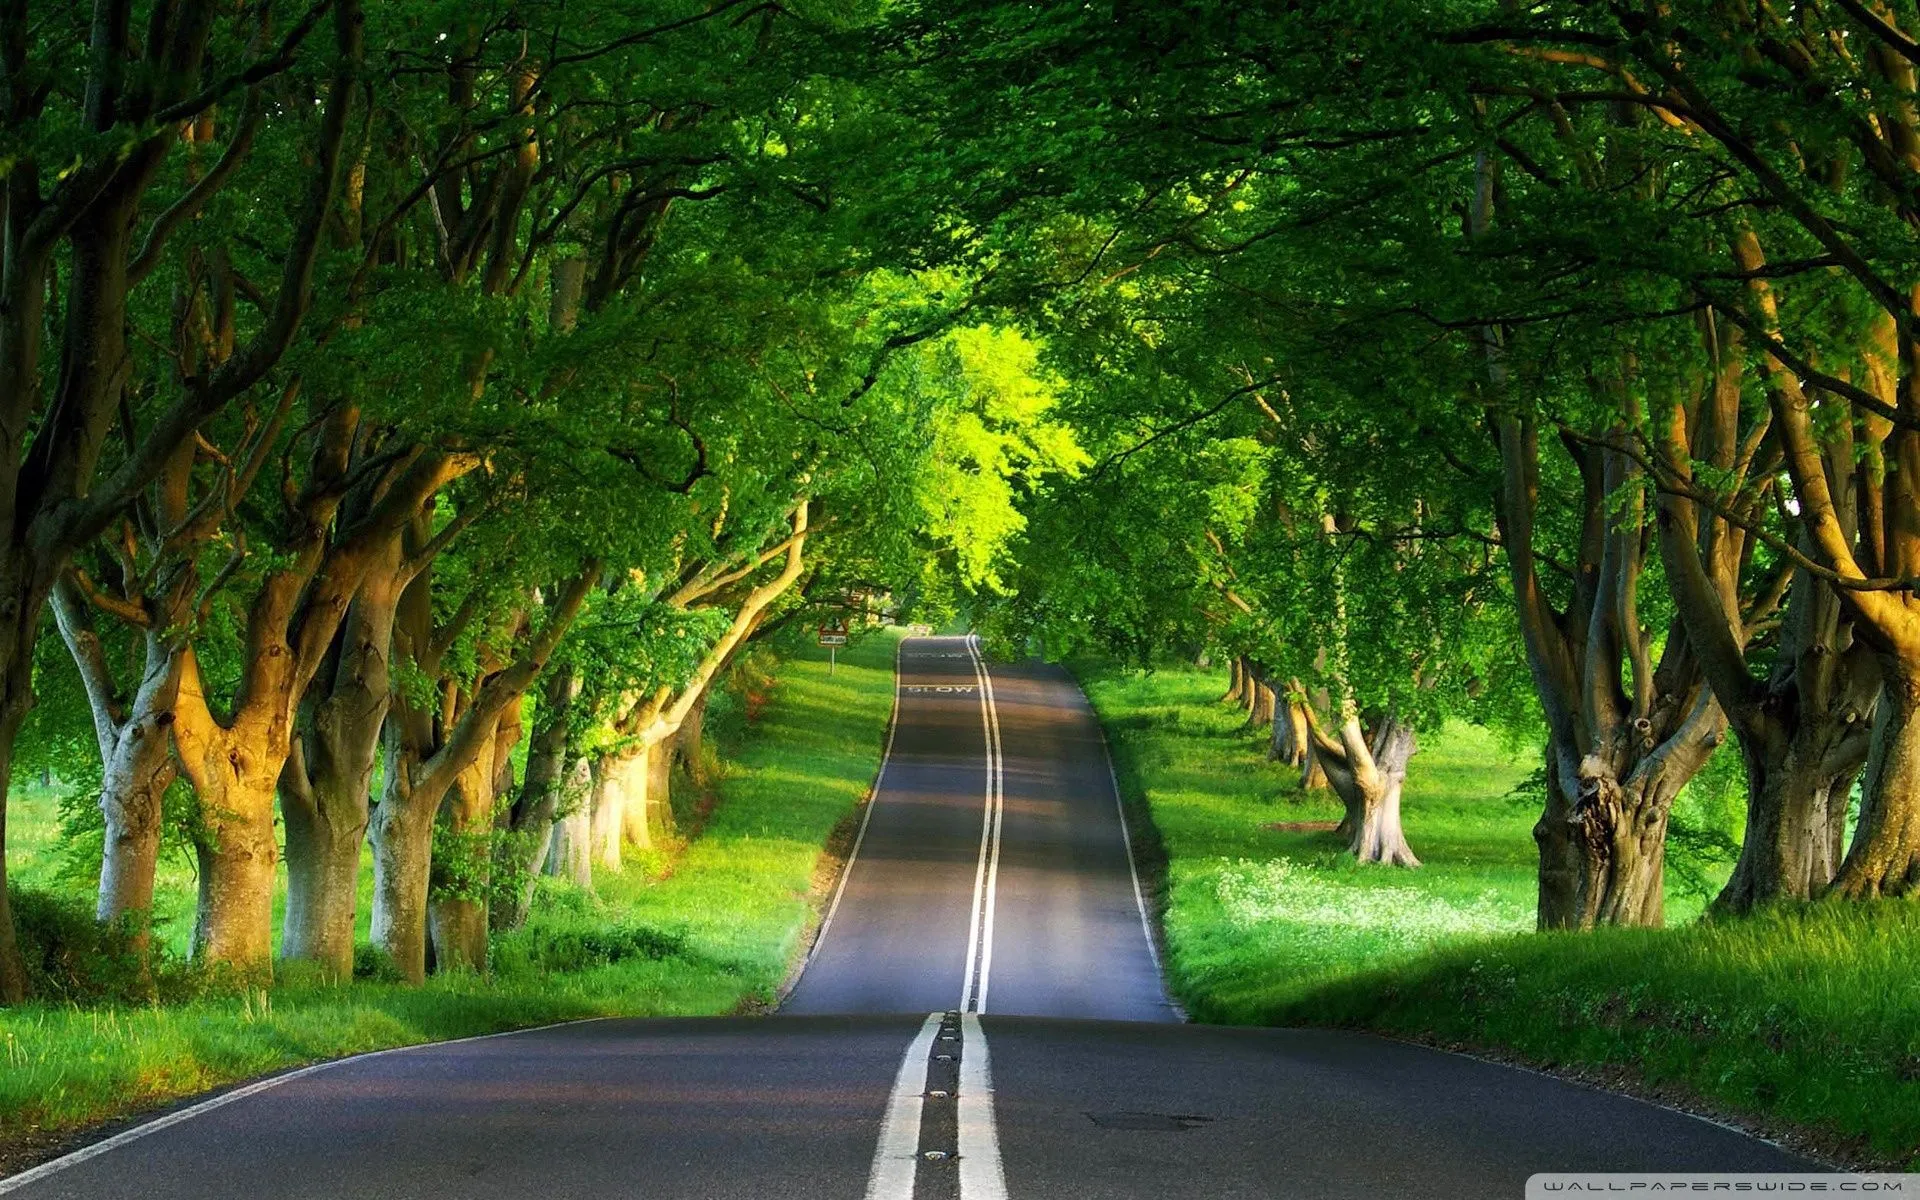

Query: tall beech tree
<box><xmin>0</xmin><ymin>0</ymin><xmax>362</xmax><ymax>997</ymax></box>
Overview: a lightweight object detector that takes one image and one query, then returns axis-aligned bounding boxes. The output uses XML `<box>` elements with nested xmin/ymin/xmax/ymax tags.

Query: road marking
<box><xmin>957</xmin><ymin>1013</ymin><xmax>1009</xmax><ymax>1200</ymax></box>
<box><xmin>0</xmin><ymin>1018</ymin><xmax>611</xmax><ymax>1195</ymax></box>
<box><xmin>864</xmin><ymin>1013</ymin><xmax>944</xmax><ymax>1200</ymax></box>
<box><xmin>959</xmin><ymin>634</ymin><xmax>1005</xmax><ymax>1014</ymax></box>
<box><xmin>976</xmin><ymin>643</ymin><xmax>1005</xmax><ymax>1013</ymax></box>
<box><xmin>806</xmin><ymin>635</ymin><xmax>906</xmax><ymax>968</ymax></box>
<box><xmin>1089</xmin><ymin>691</ymin><xmax>1186</xmax><ymax>1020</ymax></box>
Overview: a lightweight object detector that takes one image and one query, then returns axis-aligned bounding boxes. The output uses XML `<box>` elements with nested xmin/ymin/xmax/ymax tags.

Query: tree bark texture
<box><xmin>1306</xmin><ymin>708</ymin><xmax>1421</xmax><ymax>867</ymax></box>
<box><xmin>498</xmin><ymin>668</ymin><xmax>580</xmax><ymax>930</ymax></box>
<box><xmin>543</xmin><ymin>756</ymin><xmax>597</xmax><ymax>890</ymax></box>
<box><xmin>1492</xmin><ymin>412</ymin><xmax>1725</xmax><ymax>930</ymax></box>
<box><xmin>280</xmin><ymin>544</ymin><xmax>405</xmax><ymax>975</ymax></box>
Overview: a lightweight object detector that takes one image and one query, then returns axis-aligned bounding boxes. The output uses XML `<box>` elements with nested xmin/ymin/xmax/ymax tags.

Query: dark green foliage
<box><xmin>8</xmin><ymin>887</ymin><xmax>163</xmax><ymax>1004</ymax></box>
<box><xmin>498</xmin><ymin>923</ymin><xmax>692</xmax><ymax>975</ymax></box>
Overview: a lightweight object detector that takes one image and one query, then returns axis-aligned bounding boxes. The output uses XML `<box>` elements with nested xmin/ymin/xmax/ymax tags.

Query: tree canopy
<box><xmin>4</xmin><ymin>0</ymin><xmax>1920</xmax><ymax>999</ymax></box>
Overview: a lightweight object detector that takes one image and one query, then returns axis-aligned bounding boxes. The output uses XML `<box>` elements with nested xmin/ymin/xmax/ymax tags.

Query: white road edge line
<box><xmin>957</xmin><ymin>1012</ymin><xmax>1009</xmax><ymax>1200</ymax></box>
<box><xmin>807</xmin><ymin>633</ymin><xmax>907</xmax><ymax>967</ymax></box>
<box><xmin>1091</xmin><ymin>696</ymin><xmax>1187</xmax><ymax>1021</ymax></box>
<box><xmin>863</xmin><ymin>1012</ymin><xmax>944</xmax><ymax>1200</ymax></box>
<box><xmin>0</xmin><ymin>1017</ymin><xmax>613</xmax><ymax>1195</ymax></box>
<box><xmin>959</xmin><ymin>634</ymin><xmax>1005</xmax><ymax>1013</ymax></box>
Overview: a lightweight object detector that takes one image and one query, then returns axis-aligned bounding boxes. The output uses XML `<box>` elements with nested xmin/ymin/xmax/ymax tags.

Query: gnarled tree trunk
<box><xmin>374</xmin><ymin>562</ymin><xmax>598</xmax><ymax>980</ymax></box>
<box><xmin>429</xmin><ymin>701</ymin><xmax>523</xmax><ymax>971</ymax></box>
<box><xmin>370</xmin><ymin>727</ymin><xmax>438</xmax><ymax>984</ymax></box>
<box><xmin>1222</xmin><ymin>657</ymin><xmax>1248</xmax><ymax>707</ymax></box>
<box><xmin>676</xmin><ymin>686</ymin><xmax>712</xmax><ymax>790</ymax></box>
<box><xmin>280</xmin><ymin>547</ymin><xmax>405</xmax><ymax>976</ymax></box>
<box><xmin>497</xmin><ymin>668</ymin><xmax>579</xmax><ymax>930</ymax></box>
<box><xmin>1243</xmin><ymin>673</ymin><xmax>1276</xmax><ymax>733</ymax></box>
<box><xmin>543</xmin><ymin>755</ymin><xmax>596</xmax><ymax>889</ymax></box>
<box><xmin>609</xmin><ymin>738</ymin><xmax>675</xmax><ymax>854</ymax></box>
<box><xmin>1713</xmin><ymin>572</ymin><xmax>1877</xmax><ymax>910</ymax></box>
<box><xmin>1270</xmin><ymin>689</ymin><xmax>1310</xmax><ymax>769</ymax></box>
<box><xmin>1835</xmin><ymin>666</ymin><xmax>1920</xmax><ymax>897</ymax></box>
<box><xmin>174</xmin><ymin>649</ymin><xmax>290</xmax><ymax>975</ymax></box>
<box><xmin>589</xmin><ymin>752</ymin><xmax>630</xmax><ymax>870</ymax></box>
<box><xmin>1307</xmin><ymin>707</ymin><xmax>1421</xmax><ymax>867</ymax></box>
<box><xmin>51</xmin><ymin>590</ymin><xmax>184</xmax><ymax>941</ymax></box>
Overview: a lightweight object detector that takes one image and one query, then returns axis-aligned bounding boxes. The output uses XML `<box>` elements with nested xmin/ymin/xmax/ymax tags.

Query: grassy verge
<box><xmin>1081</xmin><ymin>660</ymin><xmax>1920</xmax><ymax>1170</ymax></box>
<box><xmin>0</xmin><ymin>628</ymin><xmax>900</xmax><ymax>1166</ymax></box>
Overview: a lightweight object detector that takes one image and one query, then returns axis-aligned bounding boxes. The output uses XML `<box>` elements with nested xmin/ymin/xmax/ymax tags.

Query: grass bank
<box><xmin>1082</xmin><ymin>661</ymin><xmax>1920</xmax><ymax>1170</ymax></box>
<box><xmin>0</xmin><ymin>629</ymin><xmax>900</xmax><ymax>1167</ymax></box>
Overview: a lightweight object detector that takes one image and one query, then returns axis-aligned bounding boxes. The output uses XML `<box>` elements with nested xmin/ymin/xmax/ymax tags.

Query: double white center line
<box><xmin>960</xmin><ymin>634</ymin><xmax>1005</xmax><ymax>1014</ymax></box>
<box><xmin>865</xmin><ymin>635</ymin><xmax>1009</xmax><ymax>1200</ymax></box>
<box><xmin>864</xmin><ymin>1011</ymin><xmax>1008</xmax><ymax>1200</ymax></box>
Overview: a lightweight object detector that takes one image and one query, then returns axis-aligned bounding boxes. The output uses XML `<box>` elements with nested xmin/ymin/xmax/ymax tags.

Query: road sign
<box><xmin>818</xmin><ymin>624</ymin><xmax>848</xmax><ymax>675</ymax></box>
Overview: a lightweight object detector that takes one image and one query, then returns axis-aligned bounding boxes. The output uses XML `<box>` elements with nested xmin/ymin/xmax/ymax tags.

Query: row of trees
<box><xmin>905</xmin><ymin>0</ymin><xmax>1920</xmax><ymax>928</ymax></box>
<box><xmin>9</xmin><ymin>0</ymin><xmax>1913</xmax><ymax>1005</ymax></box>
<box><xmin>0</xmin><ymin>0</ymin><xmax>1075</xmax><ymax>1002</ymax></box>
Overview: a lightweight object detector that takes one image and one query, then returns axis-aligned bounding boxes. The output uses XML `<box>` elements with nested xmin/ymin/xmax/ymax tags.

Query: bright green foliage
<box><xmin>908</xmin><ymin>325</ymin><xmax>1086</xmax><ymax>594</ymax></box>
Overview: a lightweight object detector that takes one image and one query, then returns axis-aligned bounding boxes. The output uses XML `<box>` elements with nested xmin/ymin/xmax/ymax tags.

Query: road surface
<box><xmin>2</xmin><ymin>635</ymin><xmax>1810</xmax><ymax>1199</ymax></box>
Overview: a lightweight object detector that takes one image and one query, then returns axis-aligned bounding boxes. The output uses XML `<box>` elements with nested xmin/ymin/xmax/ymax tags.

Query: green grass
<box><xmin>0</xmin><ymin>629</ymin><xmax>900</xmax><ymax>1147</ymax></box>
<box><xmin>1082</xmin><ymin>660</ymin><xmax>1920</xmax><ymax>1169</ymax></box>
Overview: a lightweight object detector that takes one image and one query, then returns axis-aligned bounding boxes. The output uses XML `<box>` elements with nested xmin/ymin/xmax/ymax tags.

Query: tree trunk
<box><xmin>1270</xmin><ymin>697</ymin><xmax>1309</xmax><ymax>768</ymax></box>
<box><xmin>613</xmin><ymin>738</ymin><xmax>674</xmax><ymax>853</ymax></box>
<box><xmin>370</xmin><ymin>805</ymin><xmax>434</xmax><ymax>982</ymax></box>
<box><xmin>545</xmin><ymin>755</ymin><xmax>595</xmax><ymax>888</ymax></box>
<box><xmin>428</xmin><ymin>715</ymin><xmax>510</xmax><ymax>973</ymax></box>
<box><xmin>647</xmin><ymin>736</ymin><xmax>674</xmax><ymax>836</ymax></box>
<box><xmin>1244</xmin><ymin>676</ymin><xmax>1276</xmax><ymax>732</ymax></box>
<box><xmin>590</xmin><ymin>753</ymin><xmax>627</xmax><ymax>866</ymax></box>
<box><xmin>1222</xmin><ymin>657</ymin><xmax>1247</xmax><ymax>706</ymax></box>
<box><xmin>0</xmin><ymin>657</ymin><xmax>37</xmax><ymax>1001</ymax></box>
<box><xmin>1720</xmin><ymin>747</ymin><xmax>1859</xmax><ymax>910</ymax></box>
<box><xmin>1312</xmin><ymin>712</ymin><xmax>1421</xmax><ymax>867</ymax></box>
<box><xmin>1833</xmin><ymin>666</ymin><xmax>1920</xmax><ymax>897</ymax></box>
<box><xmin>281</xmin><ymin>796</ymin><xmax>363</xmax><ymax>978</ymax></box>
<box><xmin>50</xmin><ymin>583</ymin><xmax>187</xmax><ymax>948</ymax></box>
<box><xmin>280</xmin><ymin>551</ymin><xmax>402</xmax><ymax>975</ymax></box>
<box><xmin>676</xmin><ymin>687</ymin><xmax>711</xmax><ymax>789</ymax></box>
<box><xmin>1714</xmin><ymin>573</ymin><xmax>1875</xmax><ymax>911</ymax></box>
<box><xmin>189</xmin><ymin>768</ymin><xmax>280</xmax><ymax>976</ymax></box>
<box><xmin>1532</xmin><ymin>702</ymin><xmax>1720</xmax><ymax>930</ymax></box>
<box><xmin>1346</xmin><ymin>719</ymin><xmax>1418</xmax><ymax>866</ymax></box>
<box><xmin>94</xmin><ymin>664</ymin><xmax>180</xmax><ymax>940</ymax></box>
<box><xmin>369</xmin><ymin>730</ymin><xmax>439</xmax><ymax>984</ymax></box>
<box><xmin>497</xmin><ymin>670</ymin><xmax>576</xmax><ymax>931</ymax></box>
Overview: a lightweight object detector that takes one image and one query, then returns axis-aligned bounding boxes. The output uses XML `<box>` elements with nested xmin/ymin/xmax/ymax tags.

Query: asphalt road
<box><xmin>3</xmin><ymin>635</ymin><xmax>1811</xmax><ymax>1199</ymax></box>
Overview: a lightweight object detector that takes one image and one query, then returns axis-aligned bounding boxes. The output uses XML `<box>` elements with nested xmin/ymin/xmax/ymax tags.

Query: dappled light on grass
<box><xmin>1215</xmin><ymin>857</ymin><xmax>1528</xmax><ymax>968</ymax></box>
